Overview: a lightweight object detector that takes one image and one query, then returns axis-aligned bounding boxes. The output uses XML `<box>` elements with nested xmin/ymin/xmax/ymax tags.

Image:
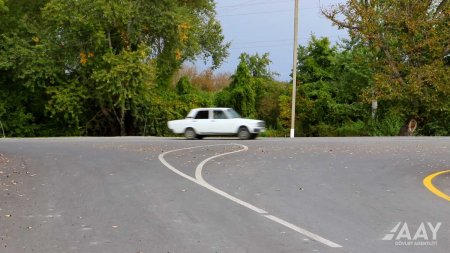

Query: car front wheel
<box><xmin>184</xmin><ymin>128</ymin><xmax>197</xmax><ymax>140</ymax></box>
<box><xmin>237</xmin><ymin>126</ymin><xmax>250</xmax><ymax>140</ymax></box>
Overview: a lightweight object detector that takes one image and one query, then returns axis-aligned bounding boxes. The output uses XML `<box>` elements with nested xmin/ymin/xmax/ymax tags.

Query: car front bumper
<box><xmin>252</xmin><ymin>127</ymin><xmax>266</xmax><ymax>133</ymax></box>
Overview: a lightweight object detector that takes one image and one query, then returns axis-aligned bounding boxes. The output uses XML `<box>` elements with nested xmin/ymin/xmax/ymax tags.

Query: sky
<box><xmin>197</xmin><ymin>0</ymin><xmax>348</xmax><ymax>81</ymax></box>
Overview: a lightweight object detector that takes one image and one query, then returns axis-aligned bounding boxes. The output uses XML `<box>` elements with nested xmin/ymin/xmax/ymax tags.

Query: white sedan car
<box><xmin>168</xmin><ymin>108</ymin><xmax>265</xmax><ymax>139</ymax></box>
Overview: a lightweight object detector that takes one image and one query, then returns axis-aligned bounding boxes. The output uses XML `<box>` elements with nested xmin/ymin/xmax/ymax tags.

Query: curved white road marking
<box><xmin>263</xmin><ymin>215</ymin><xmax>342</xmax><ymax>248</ymax></box>
<box><xmin>158</xmin><ymin>144</ymin><xmax>342</xmax><ymax>248</ymax></box>
<box><xmin>158</xmin><ymin>144</ymin><xmax>241</xmax><ymax>184</ymax></box>
<box><xmin>194</xmin><ymin>144</ymin><xmax>268</xmax><ymax>214</ymax></box>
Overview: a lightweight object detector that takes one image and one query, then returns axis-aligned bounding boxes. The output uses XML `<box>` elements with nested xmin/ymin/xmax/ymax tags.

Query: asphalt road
<box><xmin>0</xmin><ymin>137</ymin><xmax>449</xmax><ymax>253</ymax></box>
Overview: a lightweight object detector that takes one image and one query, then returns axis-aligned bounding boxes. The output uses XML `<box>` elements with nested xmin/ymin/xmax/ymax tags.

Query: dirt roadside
<box><xmin>0</xmin><ymin>152</ymin><xmax>39</xmax><ymax>251</ymax></box>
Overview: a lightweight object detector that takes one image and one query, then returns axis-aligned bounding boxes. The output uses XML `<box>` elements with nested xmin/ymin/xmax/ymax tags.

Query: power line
<box><xmin>217</xmin><ymin>7</ymin><xmax>319</xmax><ymax>17</ymax></box>
<box><xmin>229</xmin><ymin>34</ymin><xmax>344</xmax><ymax>48</ymax></box>
<box><xmin>229</xmin><ymin>44</ymin><xmax>292</xmax><ymax>50</ymax></box>
<box><xmin>232</xmin><ymin>38</ymin><xmax>292</xmax><ymax>45</ymax></box>
<box><xmin>217</xmin><ymin>0</ymin><xmax>294</xmax><ymax>9</ymax></box>
<box><xmin>218</xmin><ymin>9</ymin><xmax>291</xmax><ymax>17</ymax></box>
<box><xmin>217</xmin><ymin>0</ymin><xmax>260</xmax><ymax>9</ymax></box>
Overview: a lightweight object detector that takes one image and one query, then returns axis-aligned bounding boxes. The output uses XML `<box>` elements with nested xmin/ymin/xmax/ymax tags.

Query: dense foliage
<box><xmin>0</xmin><ymin>0</ymin><xmax>448</xmax><ymax>137</ymax></box>
<box><xmin>288</xmin><ymin>37</ymin><xmax>371</xmax><ymax>136</ymax></box>
<box><xmin>323</xmin><ymin>0</ymin><xmax>450</xmax><ymax>135</ymax></box>
<box><xmin>215</xmin><ymin>53</ymin><xmax>288</xmax><ymax>133</ymax></box>
<box><xmin>0</xmin><ymin>0</ymin><xmax>228</xmax><ymax>136</ymax></box>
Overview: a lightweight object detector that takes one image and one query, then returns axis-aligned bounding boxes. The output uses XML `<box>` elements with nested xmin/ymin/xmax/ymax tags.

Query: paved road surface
<box><xmin>0</xmin><ymin>137</ymin><xmax>449</xmax><ymax>252</ymax></box>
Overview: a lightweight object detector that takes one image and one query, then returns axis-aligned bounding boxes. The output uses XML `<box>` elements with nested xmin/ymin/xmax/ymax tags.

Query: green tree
<box><xmin>323</xmin><ymin>0</ymin><xmax>450</xmax><ymax>135</ymax></box>
<box><xmin>91</xmin><ymin>47</ymin><xmax>154</xmax><ymax>136</ymax></box>
<box><xmin>238</xmin><ymin>52</ymin><xmax>276</xmax><ymax>79</ymax></box>
<box><xmin>40</xmin><ymin>0</ymin><xmax>229</xmax><ymax>135</ymax></box>
<box><xmin>0</xmin><ymin>0</ymin><xmax>229</xmax><ymax>136</ymax></box>
<box><xmin>216</xmin><ymin>60</ymin><xmax>257</xmax><ymax>118</ymax></box>
<box><xmin>215</xmin><ymin>52</ymin><xmax>288</xmax><ymax>130</ymax></box>
<box><xmin>175</xmin><ymin>76</ymin><xmax>214</xmax><ymax>117</ymax></box>
<box><xmin>0</xmin><ymin>0</ymin><xmax>53</xmax><ymax>136</ymax></box>
<box><xmin>0</xmin><ymin>0</ymin><xmax>7</xmax><ymax>12</ymax></box>
<box><xmin>229</xmin><ymin>61</ymin><xmax>258</xmax><ymax>118</ymax></box>
<box><xmin>293</xmin><ymin>36</ymin><xmax>371</xmax><ymax>136</ymax></box>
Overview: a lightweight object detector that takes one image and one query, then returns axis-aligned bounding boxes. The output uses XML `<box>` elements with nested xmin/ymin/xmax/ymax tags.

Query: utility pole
<box><xmin>290</xmin><ymin>0</ymin><xmax>299</xmax><ymax>138</ymax></box>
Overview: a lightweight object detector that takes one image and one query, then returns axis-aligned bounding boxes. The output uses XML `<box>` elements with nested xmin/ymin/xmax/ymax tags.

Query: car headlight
<box><xmin>257</xmin><ymin>121</ymin><xmax>265</xmax><ymax>127</ymax></box>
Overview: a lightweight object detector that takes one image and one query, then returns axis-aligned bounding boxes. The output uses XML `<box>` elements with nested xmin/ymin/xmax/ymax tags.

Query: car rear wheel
<box><xmin>184</xmin><ymin>128</ymin><xmax>197</xmax><ymax>140</ymax></box>
<box><xmin>238</xmin><ymin>126</ymin><xmax>250</xmax><ymax>140</ymax></box>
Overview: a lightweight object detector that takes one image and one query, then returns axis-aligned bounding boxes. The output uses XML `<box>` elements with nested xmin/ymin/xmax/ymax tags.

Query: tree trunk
<box><xmin>101</xmin><ymin>106</ymin><xmax>119</xmax><ymax>136</ymax></box>
<box><xmin>399</xmin><ymin>118</ymin><xmax>417</xmax><ymax>136</ymax></box>
<box><xmin>119</xmin><ymin>109</ymin><xmax>126</xmax><ymax>136</ymax></box>
<box><xmin>114</xmin><ymin>107</ymin><xmax>127</xmax><ymax>136</ymax></box>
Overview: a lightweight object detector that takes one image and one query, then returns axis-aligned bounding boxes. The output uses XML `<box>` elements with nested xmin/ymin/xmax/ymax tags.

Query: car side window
<box><xmin>213</xmin><ymin>110</ymin><xmax>228</xmax><ymax>119</ymax></box>
<box><xmin>195</xmin><ymin>110</ymin><xmax>209</xmax><ymax>119</ymax></box>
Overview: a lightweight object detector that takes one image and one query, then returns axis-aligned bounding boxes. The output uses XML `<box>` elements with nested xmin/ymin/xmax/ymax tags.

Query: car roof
<box><xmin>191</xmin><ymin>107</ymin><xmax>232</xmax><ymax>111</ymax></box>
<box><xmin>186</xmin><ymin>108</ymin><xmax>233</xmax><ymax>118</ymax></box>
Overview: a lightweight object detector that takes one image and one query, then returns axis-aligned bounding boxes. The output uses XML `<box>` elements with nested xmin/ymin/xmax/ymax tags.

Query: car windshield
<box><xmin>226</xmin><ymin>109</ymin><xmax>241</xmax><ymax>118</ymax></box>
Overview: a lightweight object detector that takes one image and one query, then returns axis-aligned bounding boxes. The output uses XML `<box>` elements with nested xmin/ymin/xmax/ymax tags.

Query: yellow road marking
<box><xmin>423</xmin><ymin>170</ymin><xmax>450</xmax><ymax>202</ymax></box>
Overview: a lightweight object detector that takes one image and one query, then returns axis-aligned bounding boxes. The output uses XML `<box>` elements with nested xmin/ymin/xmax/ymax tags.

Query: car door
<box><xmin>192</xmin><ymin>109</ymin><xmax>210</xmax><ymax>134</ymax></box>
<box><xmin>209</xmin><ymin>109</ymin><xmax>234</xmax><ymax>134</ymax></box>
